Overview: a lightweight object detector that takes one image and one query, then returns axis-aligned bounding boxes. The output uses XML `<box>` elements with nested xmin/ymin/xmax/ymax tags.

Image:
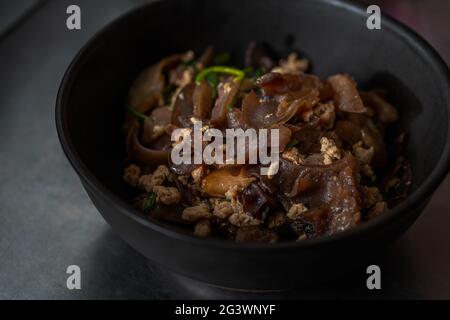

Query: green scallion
<box><xmin>143</xmin><ymin>192</ymin><xmax>157</xmax><ymax>213</ymax></box>
<box><xmin>205</xmin><ymin>73</ymin><xmax>219</xmax><ymax>100</ymax></box>
<box><xmin>195</xmin><ymin>66</ymin><xmax>245</xmax><ymax>85</ymax></box>
<box><xmin>126</xmin><ymin>104</ymin><xmax>147</xmax><ymax>121</ymax></box>
<box><xmin>286</xmin><ymin>139</ymin><xmax>300</xmax><ymax>149</ymax></box>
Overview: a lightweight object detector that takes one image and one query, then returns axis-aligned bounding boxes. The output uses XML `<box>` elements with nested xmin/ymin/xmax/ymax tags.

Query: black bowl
<box><xmin>56</xmin><ymin>0</ymin><xmax>450</xmax><ymax>290</ymax></box>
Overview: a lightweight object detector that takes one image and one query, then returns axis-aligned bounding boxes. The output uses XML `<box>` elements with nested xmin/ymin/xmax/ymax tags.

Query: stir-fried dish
<box><xmin>122</xmin><ymin>42</ymin><xmax>412</xmax><ymax>243</ymax></box>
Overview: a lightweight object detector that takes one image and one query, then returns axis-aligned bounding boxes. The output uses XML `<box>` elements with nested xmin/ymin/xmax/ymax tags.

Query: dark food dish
<box><xmin>122</xmin><ymin>42</ymin><xmax>412</xmax><ymax>243</ymax></box>
<box><xmin>57</xmin><ymin>0</ymin><xmax>449</xmax><ymax>289</ymax></box>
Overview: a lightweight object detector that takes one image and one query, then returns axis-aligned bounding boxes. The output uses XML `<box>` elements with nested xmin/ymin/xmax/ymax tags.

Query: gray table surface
<box><xmin>0</xmin><ymin>0</ymin><xmax>449</xmax><ymax>299</ymax></box>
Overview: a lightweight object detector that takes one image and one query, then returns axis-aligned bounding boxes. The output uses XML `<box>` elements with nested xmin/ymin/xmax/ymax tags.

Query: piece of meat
<box><xmin>235</xmin><ymin>226</ymin><xmax>278</xmax><ymax>243</ymax></box>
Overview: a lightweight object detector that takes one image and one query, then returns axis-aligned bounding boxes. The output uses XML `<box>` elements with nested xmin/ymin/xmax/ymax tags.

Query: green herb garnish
<box><xmin>253</xmin><ymin>68</ymin><xmax>265</xmax><ymax>79</ymax></box>
<box><xmin>126</xmin><ymin>104</ymin><xmax>147</xmax><ymax>121</ymax></box>
<box><xmin>286</xmin><ymin>139</ymin><xmax>300</xmax><ymax>149</ymax></box>
<box><xmin>226</xmin><ymin>104</ymin><xmax>234</xmax><ymax>112</ymax></box>
<box><xmin>180</xmin><ymin>59</ymin><xmax>194</xmax><ymax>69</ymax></box>
<box><xmin>213</xmin><ymin>52</ymin><xmax>231</xmax><ymax>65</ymax></box>
<box><xmin>205</xmin><ymin>73</ymin><xmax>219</xmax><ymax>100</ymax></box>
<box><xmin>195</xmin><ymin>66</ymin><xmax>245</xmax><ymax>85</ymax></box>
<box><xmin>143</xmin><ymin>192</ymin><xmax>157</xmax><ymax>213</ymax></box>
<box><xmin>243</xmin><ymin>67</ymin><xmax>265</xmax><ymax>79</ymax></box>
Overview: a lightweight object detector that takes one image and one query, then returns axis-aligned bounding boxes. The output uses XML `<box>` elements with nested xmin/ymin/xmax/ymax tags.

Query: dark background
<box><xmin>0</xmin><ymin>0</ymin><xmax>449</xmax><ymax>299</ymax></box>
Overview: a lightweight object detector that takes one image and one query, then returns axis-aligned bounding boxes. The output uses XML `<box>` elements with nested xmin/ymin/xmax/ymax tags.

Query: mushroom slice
<box><xmin>327</xmin><ymin>74</ymin><xmax>367</xmax><ymax>113</ymax></box>
<box><xmin>128</xmin><ymin>54</ymin><xmax>183</xmax><ymax>113</ymax></box>
<box><xmin>196</xmin><ymin>46</ymin><xmax>215</xmax><ymax>70</ymax></box>
<box><xmin>193</xmin><ymin>80</ymin><xmax>213</xmax><ymax>119</ymax></box>
<box><xmin>210</xmin><ymin>79</ymin><xmax>241</xmax><ymax>127</ymax></box>
<box><xmin>127</xmin><ymin>124</ymin><xmax>168</xmax><ymax>165</ymax></box>
<box><xmin>245</xmin><ymin>41</ymin><xmax>277</xmax><ymax>71</ymax></box>
<box><xmin>171</xmin><ymin>83</ymin><xmax>195</xmax><ymax>127</ymax></box>
<box><xmin>241</xmin><ymin>91</ymin><xmax>304</xmax><ymax>128</ymax></box>
<box><xmin>202</xmin><ymin>167</ymin><xmax>255</xmax><ymax>197</ymax></box>
<box><xmin>256</xmin><ymin>72</ymin><xmax>320</xmax><ymax>98</ymax></box>
<box><xmin>142</xmin><ymin>106</ymin><xmax>172</xmax><ymax>145</ymax></box>
<box><xmin>360</xmin><ymin>90</ymin><xmax>399</xmax><ymax>123</ymax></box>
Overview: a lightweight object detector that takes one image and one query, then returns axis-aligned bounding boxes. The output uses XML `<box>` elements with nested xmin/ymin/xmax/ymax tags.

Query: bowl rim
<box><xmin>56</xmin><ymin>0</ymin><xmax>450</xmax><ymax>252</ymax></box>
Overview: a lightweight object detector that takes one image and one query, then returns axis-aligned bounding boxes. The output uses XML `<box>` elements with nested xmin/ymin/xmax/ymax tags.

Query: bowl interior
<box><xmin>59</xmin><ymin>0</ymin><xmax>449</xmax><ymax>236</ymax></box>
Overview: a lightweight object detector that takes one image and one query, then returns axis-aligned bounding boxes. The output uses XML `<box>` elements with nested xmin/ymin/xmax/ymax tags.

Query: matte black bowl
<box><xmin>56</xmin><ymin>0</ymin><xmax>450</xmax><ymax>290</ymax></box>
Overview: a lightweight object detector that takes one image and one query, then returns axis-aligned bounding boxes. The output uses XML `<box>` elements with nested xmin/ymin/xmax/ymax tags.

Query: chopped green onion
<box><xmin>195</xmin><ymin>66</ymin><xmax>245</xmax><ymax>85</ymax></box>
<box><xmin>180</xmin><ymin>59</ymin><xmax>194</xmax><ymax>69</ymax></box>
<box><xmin>253</xmin><ymin>68</ymin><xmax>265</xmax><ymax>78</ymax></box>
<box><xmin>243</xmin><ymin>67</ymin><xmax>265</xmax><ymax>79</ymax></box>
<box><xmin>126</xmin><ymin>104</ymin><xmax>147</xmax><ymax>121</ymax></box>
<box><xmin>206</xmin><ymin>73</ymin><xmax>219</xmax><ymax>100</ymax></box>
<box><xmin>213</xmin><ymin>52</ymin><xmax>231</xmax><ymax>65</ymax></box>
<box><xmin>286</xmin><ymin>139</ymin><xmax>300</xmax><ymax>149</ymax></box>
<box><xmin>143</xmin><ymin>192</ymin><xmax>157</xmax><ymax>213</ymax></box>
<box><xmin>226</xmin><ymin>104</ymin><xmax>234</xmax><ymax>112</ymax></box>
